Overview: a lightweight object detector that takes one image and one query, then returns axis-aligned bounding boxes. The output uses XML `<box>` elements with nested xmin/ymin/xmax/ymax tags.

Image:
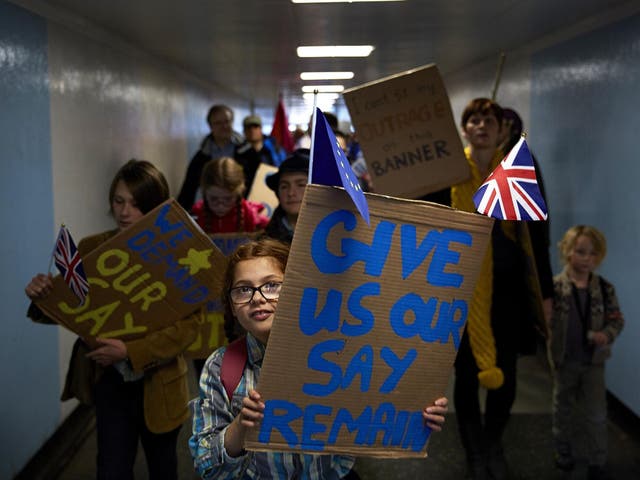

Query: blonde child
<box><xmin>191</xmin><ymin>156</ymin><xmax>269</xmax><ymax>235</ymax></box>
<box><xmin>189</xmin><ymin>238</ymin><xmax>449</xmax><ymax>479</ymax></box>
<box><xmin>548</xmin><ymin>225</ymin><xmax>624</xmax><ymax>479</ymax></box>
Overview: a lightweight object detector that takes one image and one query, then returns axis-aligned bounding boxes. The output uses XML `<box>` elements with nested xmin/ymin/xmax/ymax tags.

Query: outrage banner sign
<box><xmin>35</xmin><ymin>200</ymin><xmax>227</xmax><ymax>341</ymax></box>
<box><xmin>343</xmin><ymin>64</ymin><xmax>469</xmax><ymax>199</ymax></box>
<box><xmin>245</xmin><ymin>184</ymin><xmax>493</xmax><ymax>457</ymax></box>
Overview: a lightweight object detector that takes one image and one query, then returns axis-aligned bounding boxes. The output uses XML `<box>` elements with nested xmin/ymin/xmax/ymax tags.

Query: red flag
<box><xmin>270</xmin><ymin>96</ymin><xmax>294</xmax><ymax>154</ymax></box>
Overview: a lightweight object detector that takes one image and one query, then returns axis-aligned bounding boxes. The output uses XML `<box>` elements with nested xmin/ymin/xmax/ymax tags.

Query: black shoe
<box><xmin>487</xmin><ymin>446</ymin><xmax>508</xmax><ymax>480</ymax></box>
<box><xmin>587</xmin><ymin>465</ymin><xmax>611</xmax><ymax>480</ymax></box>
<box><xmin>553</xmin><ymin>445</ymin><xmax>575</xmax><ymax>471</ymax></box>
<box><xmin>466</xmin><ymin>459</ymin><xmax>489</xmax><ymax>480</ymax></box>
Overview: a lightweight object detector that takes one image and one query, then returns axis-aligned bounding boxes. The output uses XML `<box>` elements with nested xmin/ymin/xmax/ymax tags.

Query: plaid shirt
<box><xmin>189</xmin><ymin>333</ymin><xmax>355</xmax><ymax>479</ymax></box>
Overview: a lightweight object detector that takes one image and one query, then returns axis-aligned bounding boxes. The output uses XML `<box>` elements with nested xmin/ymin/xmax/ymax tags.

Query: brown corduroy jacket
<box><xmin>28</xmin><ymin>229</ymin><xmax>199</xmax><ymax>433</ymax></box>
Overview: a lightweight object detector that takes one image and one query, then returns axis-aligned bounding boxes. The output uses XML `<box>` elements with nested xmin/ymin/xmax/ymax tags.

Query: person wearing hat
<box><xmin>264</xmin><ymin>148</ymin><xmax>309</xmax><ymax>243</ymax></box>
<box><xmin>235</xmin><ymin>114</ymin><xmax>283</xmax><ymax>196</ymax></box>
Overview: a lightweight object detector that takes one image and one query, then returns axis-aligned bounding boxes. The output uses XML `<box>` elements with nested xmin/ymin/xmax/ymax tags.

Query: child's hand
<box><xmin>423</xmin><ymin>397</ymin><xmax>448</xmax><ymax>432</ymax></box>
<box><xmin>25</xmin><ymin>273</ymin><xmax>54</xmax><ymax>301</ymax></box>
<box><xmin>86</xmin><ymin>338</ymin><xmax>128</xmax><ymax>366</ymax></box>
<box><xmin>226</xmin><ymin>390</ymin><xmax>266</xmax><ymax>457</ymax></box>
<box><xmin>239</xmin><ymin>389</ymin><xmax>265</xmax><ymax>429</ymax></box>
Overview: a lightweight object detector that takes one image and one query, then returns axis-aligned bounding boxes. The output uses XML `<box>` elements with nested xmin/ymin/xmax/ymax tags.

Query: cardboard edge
<box><xmin>244</xmin><ymin>441</ymin><xmax>429</xmax><ymax>459</ymax></box>
<box><xmin>342</xmin><ymin>63</ymin><xmax>438</xmax><ymax>94</ymax></box>
<box><xmin>306</xmin><ymin>184</ymin><xmax>494</xmax><ymax>230</ymax></box>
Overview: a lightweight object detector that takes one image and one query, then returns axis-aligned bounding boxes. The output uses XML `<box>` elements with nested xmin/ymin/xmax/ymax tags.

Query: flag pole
<box><xmin>491</xmin><ymin>52</ymin><xmax>506</xmax><ymax>101</ymax></box>
<box><xmin>308</xmin><ymin>89</ymin><xmax>318</xmax><ymax>184</ymax></box>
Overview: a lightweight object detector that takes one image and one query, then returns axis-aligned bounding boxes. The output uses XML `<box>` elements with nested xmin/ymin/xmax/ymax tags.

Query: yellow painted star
<box><xmin>178</xmin><ymin>248</ymin><xmax>212</xmax><ymax>275</ymax></box>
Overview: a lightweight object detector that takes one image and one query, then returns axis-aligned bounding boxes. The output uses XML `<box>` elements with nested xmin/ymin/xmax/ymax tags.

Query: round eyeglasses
<box><xmin>229</xmin><ymin>281</ymin><xmax>282</xmax><ymax>305</ymax></box>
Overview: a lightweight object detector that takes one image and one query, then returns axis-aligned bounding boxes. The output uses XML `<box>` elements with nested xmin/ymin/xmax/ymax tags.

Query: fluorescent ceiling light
<box><xmin>297</xmin><ymin>45</ymin><xmax>374</xmax><ymax>57</ymax></box>
<box><xmin>300</xmin><ymin>71</ymin><xmax>354</xmax><ymax>80</ymax></box>
<box><xmin>292</xmin><ymin>1</ymin><xmax>404</xmax><ymax>3</ymax></box>
<box><xmin>303</xmin><ymin>93</ymin><xmax>339</xmax><ymax>101</ymax></box>
<box><xmin>302</xmin><ymin>85</ymin><xmax>344</xmax><ymax>93</ymax></box>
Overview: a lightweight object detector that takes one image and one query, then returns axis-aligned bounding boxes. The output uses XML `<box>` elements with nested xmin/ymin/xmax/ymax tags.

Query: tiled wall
<box><xmin>0</xmin><ymin>4</ymin><xmax>58</xmax><ymax>477</ymax></box>
<box><xmin>530</xmin><ymin>13</ymin><xmax>640</xmax><ymax>413</ymax></box>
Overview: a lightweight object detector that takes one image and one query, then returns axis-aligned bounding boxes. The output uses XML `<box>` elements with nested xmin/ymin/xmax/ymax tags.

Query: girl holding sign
<box><xmin>25</xmin><ymin>160</ymin><xmax>198</xmax><ymax>480</ymax></box>
<box><xmin>189</xmin><ymin>238</ymin><xmax>448</xmax><ymax>479</ymax></box>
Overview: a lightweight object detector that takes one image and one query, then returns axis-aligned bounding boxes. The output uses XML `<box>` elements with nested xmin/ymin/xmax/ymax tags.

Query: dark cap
<box><xmin>266</xmin><ymin>149</ymin><xmax>310</xmax><ymax>192</ymax></box>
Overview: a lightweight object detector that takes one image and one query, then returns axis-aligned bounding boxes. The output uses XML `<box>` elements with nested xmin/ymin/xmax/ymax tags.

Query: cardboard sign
<box><xmin>35</xmin><ymin>200</ymin><xmax>227</xmax><ymax>341</ymax></box>
<box><xmin>186</xmin><ymin>232</ymin><xmax>262</xmax><ymax>359</ymax></box>
<box><xmin>247</xmin><ymin>163</ymin><xmax>279</xmax><ymax>218</ymax></box>
<box><xmin>209</xmin><ymin>231</ymin><xmax>264</xmax><ymax>257</ymax></box>
<box><xmin>245</xmin><ymin>184</ymin><xmax>493</xmax><ymax>458</ymax></box>
<box><xmin>185</xmin><ymin>299</ymin><xmax>226</xmax><ymax>359</ymax></box>
<box><xmin>343</xmin><ymin>64</ymin><xmax>470</xmax><ymax>199</ymax></box>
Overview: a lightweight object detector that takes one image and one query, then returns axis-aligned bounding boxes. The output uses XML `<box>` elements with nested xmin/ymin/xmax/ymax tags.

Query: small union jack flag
<box><xmin>53</xmin><ymin>225</ymin><xmax>89</xmax><ymax>303</ymax></box>
<box><xmin>473</xmin><ymin>136</ymin><xmax>548</xmax><ymax>221</ymax></box>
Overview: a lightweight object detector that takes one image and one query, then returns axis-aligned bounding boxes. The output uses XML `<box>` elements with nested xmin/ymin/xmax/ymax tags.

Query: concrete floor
<box><xmin>57</xmin><ymin>350</ymin><xmax>640</xmax><ymax>479</ymax></box>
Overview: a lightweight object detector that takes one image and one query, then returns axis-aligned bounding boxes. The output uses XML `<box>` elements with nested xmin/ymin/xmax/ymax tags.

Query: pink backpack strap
<box><xmin>220</xmin><ymin>335</ymin><xmax>248</xmax><ymax>402</ymax></box>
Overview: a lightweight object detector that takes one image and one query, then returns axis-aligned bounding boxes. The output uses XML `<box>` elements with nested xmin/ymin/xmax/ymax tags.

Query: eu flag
<box><xmin>310</xmin><ymin>107</ymin><xmax>370</xmax><ymax>224</ymax></box>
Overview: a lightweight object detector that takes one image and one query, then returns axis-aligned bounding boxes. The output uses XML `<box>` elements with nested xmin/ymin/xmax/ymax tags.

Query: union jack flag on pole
<box><xmin>473</xmin><ymin>136</ymin><xmax>548</xmax><ymax>221</ymax></box>
<box><xmin>53</xmin><ymin>225</ymin><xmax>89</xmax><ymax>304</ymax></box>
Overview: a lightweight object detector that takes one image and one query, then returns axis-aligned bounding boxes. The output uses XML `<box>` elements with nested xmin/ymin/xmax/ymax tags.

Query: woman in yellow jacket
<box><xmin>25</xmin><ymin>160</ymin><xmax>198</xmax><ymax>480</ymax></box>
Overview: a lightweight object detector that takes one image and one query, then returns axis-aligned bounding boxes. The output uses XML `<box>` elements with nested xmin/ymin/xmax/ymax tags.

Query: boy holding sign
<box><xmin>26</xmin><ymin>160</ymin><xmax>198</xmax><ymax>480</ymax></box>
<box><xmin>189</xmin><ymin>238</ymin><xmax>448</xmax><ymax>479</ymax></box>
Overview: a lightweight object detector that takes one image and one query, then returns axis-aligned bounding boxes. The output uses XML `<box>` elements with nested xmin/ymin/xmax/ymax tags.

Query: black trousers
<box><xmin>94</xmin><ymin>368</ymin><xmax>181</xmax><ymax>480</ymax></box>
<box><xmin>454</xmin><ymin>287</ymin><xmax>522</xmax><ymax>451</ymax></box>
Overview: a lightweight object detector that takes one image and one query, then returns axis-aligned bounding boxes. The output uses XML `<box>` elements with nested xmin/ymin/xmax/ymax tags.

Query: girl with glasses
<box><xmin>191</xmin><ymin>156</ymin><xmax>269</xmax><ymax>235</ymax></box>
<box><xmin>189</xmin><ymin>238</ymin><xmax>449</xmax><ymax>479</ymax></box>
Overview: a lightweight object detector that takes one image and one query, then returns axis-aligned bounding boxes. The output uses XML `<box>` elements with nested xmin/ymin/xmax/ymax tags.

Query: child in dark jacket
<box><xmin>548</xmin><ymin>225</ymin><xmax>624</xmax><ymax>480</ymax></box>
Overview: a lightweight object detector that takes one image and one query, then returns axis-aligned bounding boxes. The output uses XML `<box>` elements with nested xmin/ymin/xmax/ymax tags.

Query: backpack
<box><xmin>220</xmin><ymin>335</ymin><xmax>248</xmax><ymax>401</ymax></box>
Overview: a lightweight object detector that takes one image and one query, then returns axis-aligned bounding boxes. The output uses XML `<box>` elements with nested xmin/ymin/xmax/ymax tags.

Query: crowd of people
<box><xmin>23</xmin><ymin>99</ymin><xmax>623</xmax><ymax>480</ymax></box>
